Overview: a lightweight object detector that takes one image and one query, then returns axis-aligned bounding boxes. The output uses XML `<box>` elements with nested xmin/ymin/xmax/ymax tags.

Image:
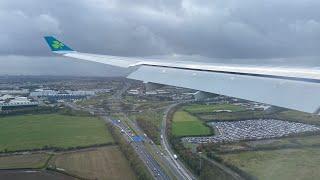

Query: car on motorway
<box><xmin>173</xmin><ymin>154</ymin><xmax>178</xmax><ymax>160</ymax></box>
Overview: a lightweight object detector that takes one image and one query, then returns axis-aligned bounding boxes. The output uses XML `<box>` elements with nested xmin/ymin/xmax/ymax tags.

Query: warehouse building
<box><xmin>0</xmin><ymin>96</ymin><xmax>38</xmax><ymax>111</ymax></box>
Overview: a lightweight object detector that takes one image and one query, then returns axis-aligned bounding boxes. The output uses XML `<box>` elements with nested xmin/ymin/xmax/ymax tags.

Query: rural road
<box><xmin>161</xmin><ymin>103</ymin><xmax>196</xmax><ymax>180</ymax></box>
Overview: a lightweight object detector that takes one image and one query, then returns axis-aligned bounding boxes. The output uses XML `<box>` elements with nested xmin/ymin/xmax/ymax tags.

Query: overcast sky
<box><xmin>0</xmin><ymin>0</ymin><xmax>320</xmax><ymax>76</ymax></box>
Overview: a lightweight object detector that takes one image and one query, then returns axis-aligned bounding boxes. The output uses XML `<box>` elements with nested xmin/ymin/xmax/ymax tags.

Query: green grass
<box><xmin>183</xmin><ymin>103</ymin><xmax>246</xmax><ymax>114</ymax></box>
<box><xmin>172</xmin><ymin>111</ymin><xmax>200</xmax><ymax>122</ymax></box>
<box><xmin>245</xmin><ymin>135</ymin><xmax>320</xmax><ymax>149</ymax></box>
<box><xmin>0</xmin><ymin>153</ymin><xmax>51</xmax><ymax>169</ymax></box>
<box><xmin>274</xmin><ymin>110</ymin><xmax>320</xmax><ymax>126</ymax></box>
<box><xmin>0</xmin><ymin>114</ymin><xmax>113</xmax><ymax>151</ymax></box>
<box><xmin>172</xmin><ymin>111</ymin><xmax>212</xmax><ymax>137</ymax></box>
<box><xmin>219</xmin><ymin>147</ymin><xmax>320</xmax><ymax>180</ymax></box>
<box><xmin>199</xmin><ymin>111</ymin><xmax>266</xmax><ymax>121</ymax></box>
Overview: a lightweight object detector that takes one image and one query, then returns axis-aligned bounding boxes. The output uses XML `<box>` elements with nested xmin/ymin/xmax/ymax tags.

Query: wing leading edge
<box><xmin>44</xmin><ymin>36</ymin><xmax>320</xmax><ymax>113</ymax></box>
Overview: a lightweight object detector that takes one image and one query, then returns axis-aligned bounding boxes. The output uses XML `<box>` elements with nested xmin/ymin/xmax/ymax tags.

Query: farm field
<box><xmin>0</xmin><ymin>153</ymin><xmax>50</xmax><ymax>169</ymax></box>
<box><xmin>0</xmin><ymin>114</ymin><xmax>113</xmax><ymax>151</ymax></box>
<box><xmin>0</xmin><ymin>170</ymin><xmax>76</xmax><ymax>180</ymax></box>
<box><xmin>50</xmin><ymin>146</ymin><xmax>137</xmax><ymax>180</ymax></box>
<box><xmin>172</xmin><ymin>110</ymin><xmax>212</xmax><ymax>137</ymax></box>
<box><xmin>219</xmin><ymin>147</ymin><xmax>320</xmax><ymax>180</ymax></box>
<box><xmin>183</xmin><ymin>103</ymin><xmax>246</xmax><ymax>114</ymax></box>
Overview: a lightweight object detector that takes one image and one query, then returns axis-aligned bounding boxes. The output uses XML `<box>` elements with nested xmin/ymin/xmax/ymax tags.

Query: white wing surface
<box><xmin>44</xmin><ymin>36</ymin><xmax>320</xmax><ymax>113</ymax></box>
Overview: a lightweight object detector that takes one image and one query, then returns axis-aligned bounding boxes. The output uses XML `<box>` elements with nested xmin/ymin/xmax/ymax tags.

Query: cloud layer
<box><xmin>1</xmin><ymin>0</ymin><xmax>320</xmax><ymax>58</ymax></box>
<box><xmin>0</xmin><ymin>0</ymin><xmax>320</xmax><ymax>75</ymax></box>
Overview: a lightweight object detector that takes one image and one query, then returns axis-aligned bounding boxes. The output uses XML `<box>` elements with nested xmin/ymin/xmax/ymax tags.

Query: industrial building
<box><xmin>30</xmin><ymin>89</ymin><xmax>95</xmax><ymax>101</ymax></box>
<box><xmin>0</xmin><ymin>89</ymin><xmax>29</xmax><ymax>95</ymax></box>
<box><xmin>0</xmin><ymin>96</ymin><xmax>38</xmax><ymax>111</ymax></box>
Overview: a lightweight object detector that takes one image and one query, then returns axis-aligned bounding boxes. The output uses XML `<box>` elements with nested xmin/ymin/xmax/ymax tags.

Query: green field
<box><xmin>199</xmin><ymin>110</ymin><xmax>265</xmax><ymax>121</ymax></box>
<box><xmin>50</xmin><ymin>146</ymin><xmax>137</xmax><ymax>180</ymax></box>
<box><xmin>219</xmin><ymin>147</ymin><xmax>320</xmax><ymax>180</ymax></box>
<box><xmin>183</xmin><ymin>103</ymin><xmax>246</xmax><ymax>114</ymax></box>
<box><xmin>274</xmin><ymin>110</ymin><xmax>320</xmax><ymax>126</ymax></box>
<box><xmin>0</xmin><ymin>153</ymin><xmax>50</xmax><ymax>169</ymax></box>
<box><xmin>172</xmin><ymin>111</ymin><xmax>212</xmax><ymax>136</ymax></box>
<box><xmin>0</xmin><ymin>114</ymin><xmax>113</xmax><ymax>151</ymax></box>
<box><xmin>246</xmin><ymin>135</ymin><xmax>320</xmax><ymax>149</ymax></box>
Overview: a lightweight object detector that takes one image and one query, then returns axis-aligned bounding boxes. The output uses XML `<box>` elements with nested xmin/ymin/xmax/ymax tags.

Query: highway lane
<box><xmin>105</xmin><ymin>116</ymin><xmax>170</xmax><ymax>180</ymax></box>
<box><xmin>122</xmin><ymin>113</ymin><xmax>186</xmax><ymax>180</ymax></box>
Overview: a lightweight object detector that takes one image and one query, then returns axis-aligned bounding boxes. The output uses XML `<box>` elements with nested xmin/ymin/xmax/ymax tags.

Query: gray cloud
<box><xmin>0</xmin><ymin>55</ymin><xmax>128</xmax><ymax>76</ymax></box>
<box><xmin>0</xmin><ymin>0</ymin><xmax>320</xmax><ymax>76</ymax></box>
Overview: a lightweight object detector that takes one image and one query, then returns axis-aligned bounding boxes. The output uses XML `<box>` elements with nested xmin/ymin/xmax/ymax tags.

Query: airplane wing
<box><xmin>44</xmin><ymin>36</ymin><xmax>320</xmax><ymax>114</ymax></box>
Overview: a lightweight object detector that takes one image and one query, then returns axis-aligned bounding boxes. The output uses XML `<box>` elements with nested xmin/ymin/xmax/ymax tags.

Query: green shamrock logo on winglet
<box><xmin>51</xmin><ymin>40</ymin><xmax>64</xmax><ymax>49</ymax></box>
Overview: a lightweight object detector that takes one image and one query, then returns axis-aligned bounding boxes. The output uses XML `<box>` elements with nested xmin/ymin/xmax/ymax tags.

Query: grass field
<box><xmin>0</xmin><ymin>114</ymin><xmax>113</xmax><ymax>151</ymax></box>
<box><xmin>246</xmin><ymin>135</ymin><xmax>320</xmax><ymax>149</ymax></box>
<box><xmin>199</xmin><ymin>110</ymin><xmax>265</xmax><ymax>121</ymax></box>
<box><xmin>50</xmin><ymin>146</ymin><xmax>137</xmax><ymax>180</ymax></box>
<box><xmin>172</xmin><ymin>111</ymin><xmax>212</xmax><ymax>137</ymax></box>
<box><xmin>0</xmin><ymin>170</ymin><xmax>75</xmax><ymax>180</ymax></box>
<box><xmin>274</xmin><ymin>110</ymin><xmax>320</xmax><ymax>126</ymax></box>
<box><xmin>219</xmin><ymin>147</ymin><xmax>320</xmax><ymax>180</ymax></box>
<box><xmin>0</xmin><ymin>153</ymin><xmax>50</xmax><ymax>169</ymax></box>
<box><xmin>207</xmin><ymin>135</ymin><xmax>320</xmax><ymax>153</ymax></box>
<box><xmin>183</xmin><ymin>103</ymin><xmax>246</xmax><ymax>114</ymax></box>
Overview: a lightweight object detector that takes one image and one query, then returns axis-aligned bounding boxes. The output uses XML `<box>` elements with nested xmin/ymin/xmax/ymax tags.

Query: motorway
<box><xmin>66</xmin><ymin>83</ymin><xmax>196</xmax><ymax>180</ymax></box>
<box><xmin>66</xmin><ymin>101</ymin><xmax>169</xmax><ymax>179</ymax></box>
<box><xmin>65</xmin><ymin>101</ymin><xmax>170</xmax><ymax>179</ymax></box>
<box><xmin>105</xmin><ymin>116</ymin><xmax>170</xmax><ymax>180</ymax></box>
<box><xmin>122</xmin><ymin>113</ymin><xmax>191</xmax><ymax>180</ymax></box>
<box><xmin>66</xmin><ymin>102</ymin><xmax>171</xmax><ymax>180</ymax></box>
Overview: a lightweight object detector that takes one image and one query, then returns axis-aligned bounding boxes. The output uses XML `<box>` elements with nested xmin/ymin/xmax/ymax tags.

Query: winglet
<box><xmin>44</xmin><ymin>36</ymin><xmax>74</xmax><ymax>53</ymax></box>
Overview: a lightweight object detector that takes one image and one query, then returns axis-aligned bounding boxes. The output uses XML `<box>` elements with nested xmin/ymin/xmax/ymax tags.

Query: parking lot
<box><xmin>183</xmin><ymin>119</ymin><xmax>320</xmax><ymax>144</ymax></box>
